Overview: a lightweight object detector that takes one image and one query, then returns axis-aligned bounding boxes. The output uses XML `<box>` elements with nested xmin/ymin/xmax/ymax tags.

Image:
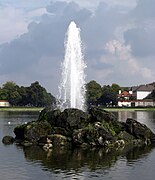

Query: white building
<box><xmin>118</xmin><ymin>100</ymin><xmax>155</xmax><ymax>107</ymax></box>
<box><xmin>132</xmin><ymin>85</ymin><xmax>154</xmax><ymax>100</ymax></box>
<box><xmin>0</xmin><ymin>100</ymin><xmax>10</xmax><ymax>107</ymax></box>
<box><xmin>117</xmin><ymin>84</ymin><xmax>155</xmax><ymax>107</ymax></box>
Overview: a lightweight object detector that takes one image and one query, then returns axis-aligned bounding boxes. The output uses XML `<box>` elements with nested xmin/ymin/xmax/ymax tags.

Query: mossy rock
<box><xmin>73</xmin><ymin>123</ymin><xmax>114</xmax><ymax>146</ymax></box>
<box><xmin>126</xmin><ymin>118</ymin><xmax>155</xmax><ymax>141</ymax></box>
<box><xmin>24</xmin><ymin>121</ymin><xmax>52</xmax><ymax>142</ymax></box>
<box><xmin>2</xmin><ymin>136</ymin><xmax>15</xmax><ymax>145</ymax></box>
<box><xmin>56</xmin><ymin>108</ymin><xmax>89</xmax><ymax>132</ymax></box>
<box><xmin>47</xmin><ymin>134</ymin><xmax>72</xmax><ymax>147</ymax></box>
<box><xmin>38</xmin><ymin>108</ymin><xmax>61</xmax><ymax>127</ymax></box>
<box><xmin>89</xmin><ymin>107</ymin><xmax>117</xmax><ymax>123</ymax></box>
<box><xmin>14</xmin><ymin>124</ymin><xmax>27</xmax><ymax>140</ymax></box>
<box><xmin>117</xmin><ymin>131</ymin><xmax>135</xmax><ymax>142</ymax></box>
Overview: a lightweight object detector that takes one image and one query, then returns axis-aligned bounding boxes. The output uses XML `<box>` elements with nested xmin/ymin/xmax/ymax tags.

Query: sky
<box><xmin>0</xmin><ymin>0</ymin><xmax>155</xmax><ymax>95</ymax></box>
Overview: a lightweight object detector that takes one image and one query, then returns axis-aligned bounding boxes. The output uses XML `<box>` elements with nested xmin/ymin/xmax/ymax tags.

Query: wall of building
<box><xmin>118</xmin><ymin>100</ymin><xmax>155</xmax><ymax>107</ymax></box>
<box><xmin>118</xmin><ymin>101</ymin><xmax>131</xmax><ymax>107</ymax></box>
<box><xmin>135</xmin><ymin>101</ymin><xmax>155</xmax><ymax>107</ymax></box>
<box><xmin>136</xmin><ymin>91</ymin><xmax>151</xmax><ymax>100</ymax></box>
<box><xmin>0</xmin><ymin>101</ymin><xmax>10</xmax><ymax>107</ymax></box>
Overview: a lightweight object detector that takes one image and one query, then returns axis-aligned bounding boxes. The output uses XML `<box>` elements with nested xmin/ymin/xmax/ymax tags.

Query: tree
<box><xmin>24</xmin><ymin>81</ymin><xmax>56</xmax><ymax>107</ymax></box>
<box><xmin>0</xmin><ymin>81</ymin><xmax>56</xmax><ymax>107</ymax></box>
<box><xmin>86</xmin><ymin>80</ymin><xmax>102</xmax><ymax>105</ymax></box>
<box><xmin>111</xmin><ymin>83</ymin><xmax>121</xmax><ymax>94</ymax></box>
<box><xmin>99</xmin><ymin>85</ymin><xmax>117</xmax><ymax>106</ymax></box>
<box><xmin>0</xmin><ymin>88</ymin><xmax>8</xmax><ymax>100</ymax></box>
<box><xmin>1</xmin><ymin>81</ymin><xmax>21</xmax><ymax>105</ymax></box>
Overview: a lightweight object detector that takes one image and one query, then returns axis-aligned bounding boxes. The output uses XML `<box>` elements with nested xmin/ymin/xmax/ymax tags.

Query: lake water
<box><xmin>1</xmin><ymin>110</ymin><xmax>155</xmax><ymax>180</ymax></box>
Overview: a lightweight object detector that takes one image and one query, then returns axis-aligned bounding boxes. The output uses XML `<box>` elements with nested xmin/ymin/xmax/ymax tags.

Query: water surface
<box><xmin>0</xmin><ymin>110</ymin><xmax>155</xmax><ymax>180</ymax></box>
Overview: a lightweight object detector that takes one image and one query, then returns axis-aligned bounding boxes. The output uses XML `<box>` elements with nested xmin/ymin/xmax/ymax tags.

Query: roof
<box><xmin>132</xmin><ymin>85</ymin><xmax>154</xmax><ymax>92</ymax></box>
<box><xmin>118</xmin><ymin>91</ymin><xmax>132</xmax><ymax>97</ymax></box>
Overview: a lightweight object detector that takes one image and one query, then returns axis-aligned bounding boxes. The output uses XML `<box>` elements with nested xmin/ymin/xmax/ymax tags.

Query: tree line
<box><xmin>86</xmin><ymin>80</ymin><xmax>121</xmax><ymax>107</ymax></box>
<box><xmin>0</xmin><ymin>80</ymin><xmax>122</xmax><ymax>107</ymax></box>
<box><xmin>0</xmin><ymin>81</ymin><xmax>55</xmax><ymax>107</ymax></box>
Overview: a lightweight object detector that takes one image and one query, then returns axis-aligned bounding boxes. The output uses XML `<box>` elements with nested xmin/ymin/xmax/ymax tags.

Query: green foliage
<box><xmin>0</xmin><ymin>81</ymin><xmax>56</xmax><ymax>107</ymax></box>
<box><xmin>99</xmin><ymin>85</ymin><xmax>117</xmax><ymax>106</ymax></box>
<box><xmin>111</xmin><ymin>83</ymin><xmax>121</xmax><ymax>94</ymax></box>
<box><xmin>86</xmin><ymin>81</ymin><xmax>121</xmax><ymax>106</ymax></box>
<box><xmin>101</xmin><ymin>121</ymin><xmax>121</xmax><ymax>137</ymax></box>
<box><xmin>87</xmin><ymin>123</ymin><xmax>95</xmax><ymax>133</ymax></box>
<box><xmin>0</xmin><ymin>88</ymin><xmax>8</xmax><ymax>100</ymax></box>
<box><xmin>0</xmin><ymin>81</ymin><xmax>21</xmax><ymax>105</ymax></box>
<box><xmin>86</xmin><ymin>80</ymin><xmax>102</xmax><ymax>105</ymax></box>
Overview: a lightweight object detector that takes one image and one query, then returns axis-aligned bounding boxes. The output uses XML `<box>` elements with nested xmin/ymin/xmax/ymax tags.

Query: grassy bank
<box><xmin>1</xmin><ymin>106</ymin><xmax>155</xmax><ymax>112</ymax></box>
<box><xmin>104</xmin><ymin>107</ymin><xmax>155</xmax><ymax>112</ymax></box>
<box><xmin>0</xmin><ymin>107</ymin><xmax>44</xmax><ymax>112</ymax></box>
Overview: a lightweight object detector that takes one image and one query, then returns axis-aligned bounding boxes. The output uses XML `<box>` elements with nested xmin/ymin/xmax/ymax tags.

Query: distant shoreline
<box><xmin>104</xmin><ymin>107</ymin><xmax>155</xmax><ymax>111</ymax></box>
<box><xmin>0</xmin><ymin>106</ymin><xmax>154</xmax><ymax>112</ymax></box>
<box><xmin>0</xmin><ymin>107</ymin><xmax>44</xmax><ymax>112</ymax></box>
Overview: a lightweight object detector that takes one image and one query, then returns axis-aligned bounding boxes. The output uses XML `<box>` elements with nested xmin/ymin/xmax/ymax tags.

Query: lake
<box><xmin>0</xmin><ymin>110</ymin><xmax>155</xmax><ymax>180</ymax></box>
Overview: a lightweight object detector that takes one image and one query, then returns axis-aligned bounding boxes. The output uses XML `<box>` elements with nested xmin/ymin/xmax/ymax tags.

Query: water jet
<box><xmin>57</xmin><ymin>21</ymin><xmax>86</xmax><ymax>111</ymax></box>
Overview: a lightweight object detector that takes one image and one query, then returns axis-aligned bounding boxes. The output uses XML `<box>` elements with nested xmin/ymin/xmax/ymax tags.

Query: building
<box><xmin>0</xmin><ymin>100</ymin><xmax>10</xmax><ymax>107</ymax></box>
<box><xmin>117</xmin><ymin>90</ymin><xmax>134</xmax><ymax>107</ymax></box>
<box><xmin>117</xmin><ymin>84</ymin><xmax>155</xmax><ymax>107</ymax></box>
<box><xmin>131</xmin><ymin>85</ymin><xmax>154</xmax><ymax>100</ymax></box>
<box><xmin>118</xmin><ymin>90</ymin><xmax>133</xmax><ymax>100</ymax></box>
<box><xmin>118</xmin><ymin>100</ymin><xmax>155</xmax><ymax>107</ymax></box>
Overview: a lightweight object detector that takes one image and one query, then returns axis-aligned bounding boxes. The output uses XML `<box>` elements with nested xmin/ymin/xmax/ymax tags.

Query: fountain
<box><xmin>57</xmin><ymin>21</ymin><xmax>86</xmax><ymax>111</ymax></box>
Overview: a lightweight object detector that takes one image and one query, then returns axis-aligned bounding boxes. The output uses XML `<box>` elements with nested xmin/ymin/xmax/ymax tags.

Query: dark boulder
<box><xmin>14</xmin><ymin>124</ymin><xmax>27</xmax><ymax>140</ymax></box>
<box><xmin>47</xmin><ymin>134</ymin><xmax>72</xmax><ymax>147</ymax></box>
<box><xmin>117</xmin><ymin>131</ymin><xmax>135</xmax><ymax>142</ymax></box>
<box><xmin>14</xmin><ymin>121</ymin><xmax>52</xmax><ymax>143</ymax></box>
<box><xmin>38</xmin><ymin>108</ymin><xmax>61</xmax><ymax>127</ymax></box>
<box><xmin>2</xmin><ymin>136</ymin><xmax>15</xmax><ymax>145</ymax></box>
<box><xmin>52</xmin><ymin>127</ymin><xmax>69</xmax><ymax>137</ymax></box>
<box><xmin>24</xmin><ymin>121</ymin><xmax>52</xmax><ymax>142</ymax></box>
<box><xmin>126</xmin><ymin>118</ymin><xmax>155</xmax><ymax>142</ymax></box>
<box><xmin>89</xmin><ymin>107</ymin><xmax>116</xmax><ymax>123</ymax></box>
<box><xmin>56</xmin><ymin>108</ymin><xmax>89</xmax><ymax>135</ymax></box>
<box><xmin>73</xmin><ymin>122</ymin><xmax>114</xmax><ymax>146</ymax></box>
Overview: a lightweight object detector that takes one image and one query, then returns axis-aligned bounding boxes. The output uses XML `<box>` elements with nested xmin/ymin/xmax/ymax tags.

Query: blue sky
<box><xmin>0</xmin><ymin>0</ymin><xmax>155</xmax><ymax>95</ymax></box>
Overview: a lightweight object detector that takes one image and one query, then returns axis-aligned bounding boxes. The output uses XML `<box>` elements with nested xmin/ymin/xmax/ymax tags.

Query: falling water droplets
<box><xmin>57</xmin><ymin>21</ymin><xmax>87</xmax><ymax>111</ymax></box>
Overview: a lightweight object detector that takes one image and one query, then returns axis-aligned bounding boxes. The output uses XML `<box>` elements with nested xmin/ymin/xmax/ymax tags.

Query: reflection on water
<box><xmin>23</xmin><ymin>144</ymin><xmax>155</xmax><ymax>180</ymax></box>
<box><xmin>113</xmin><ymin>110</ymin><xmax>155</xmax><ymax>133</ymax></box>
<box><xmin>1</xmin><ymin>110</ymin><xmax>155</xmax><ymax>180</ymax></box>
<box><xmin>23</xmin><ymin>145</ymin><xmax>154</xmax><ymax>171</ymax></box>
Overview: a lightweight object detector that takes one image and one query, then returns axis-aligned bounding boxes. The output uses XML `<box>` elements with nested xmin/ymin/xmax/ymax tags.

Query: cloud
<box><xmin>131</xmin><ymin>0</ymin><xmax>155</xmax><ymax>20</ymax></box>
<box><xmin>0</xmin><ymin>5</ymin><xmax>47</xmax><ymax>44</ymax></box>
<box><xmin>0</xmin><ymin>6</ymin><xmax>28</xmax><ymax>44</ymax></box>
<box><xmin>98</xmin><ymin>40</ymin><xmax>154</xmax><ymax>84</ymax></box>
<box><xmin>124</xmin><ymin>27</ymin><xmax>155</xmax><ymax>57</ymax></box>
<box><xmin>55</xmin><ymin>0</ymin><xmax>137</xmax><ymax>10</ymax></box>
<box><xmin>123</xmin><ymin>0</ymin><xmax>155</xmax><ymax>57</ymax></box>
<box><xmin>0</xmin><ymin>0</ymin><xmax>154</xmax><ymax>95</ymax></box>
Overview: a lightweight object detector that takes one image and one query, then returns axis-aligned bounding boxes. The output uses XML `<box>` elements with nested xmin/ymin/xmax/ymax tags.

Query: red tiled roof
<box><xmin>118</xmin><ymin>91</ymin><xmax>132</xmax><ymax>97</ymax></box>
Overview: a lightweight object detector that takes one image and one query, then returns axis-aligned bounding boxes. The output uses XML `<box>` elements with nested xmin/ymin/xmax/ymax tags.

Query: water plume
<box><xmin>57</xmin><ymin>21</ymin><xmax>86</xmax><ymax>111</ymax></box>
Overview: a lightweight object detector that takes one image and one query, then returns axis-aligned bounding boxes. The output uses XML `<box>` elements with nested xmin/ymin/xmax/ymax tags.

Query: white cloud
<box><xmin>56</xmin><ymin>0</ymin><xmax>137</xmax><ymax>10</ymax></box>
<box><xmin>102</xmin><ymin>40</ymin><xmax>154</xmax><ymax>80</ymax></box>
<box><xmin>0</xmin><ymin>5</ymin><xmax>47</xmax><ymax>44</ymax></box>
<box><xmin>26</xmin><ymin>8</ymin><xmax>47</xmax><ymax>20</ymax></box>
<box><xmin>0</xmin><ymin>6</ymin><xmax>28</xmax><ymax>44</ymax></box>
